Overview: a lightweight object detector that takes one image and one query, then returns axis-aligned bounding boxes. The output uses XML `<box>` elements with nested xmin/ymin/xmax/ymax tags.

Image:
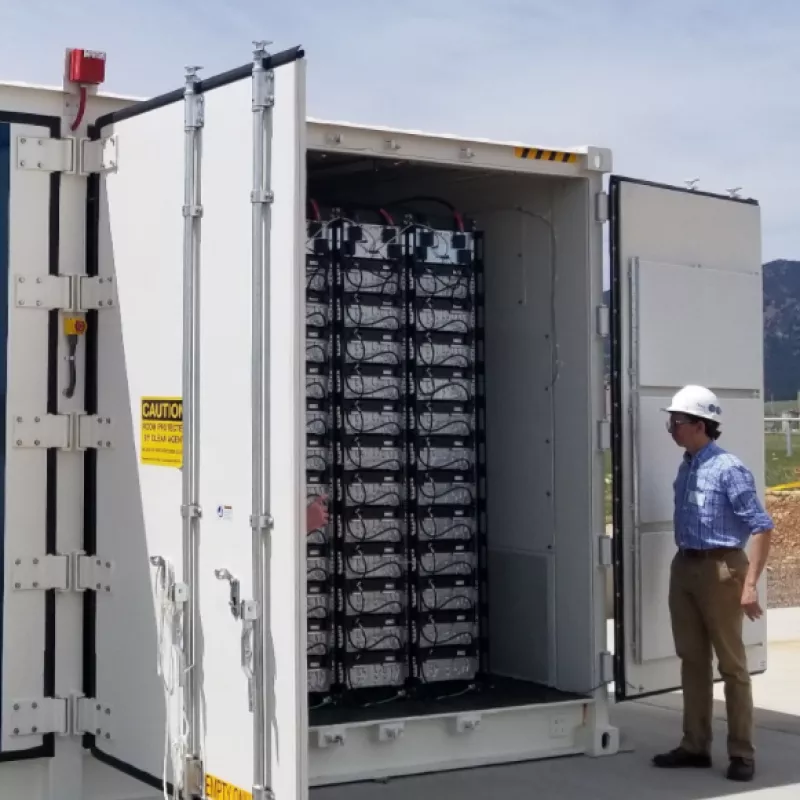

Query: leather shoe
<box><xmin>727</xmin><ymin>757</ymin><xmax>755</xmax><ymax>782</ymax></box>
<box><xmin>652</xmin><ymin>747</ymin><xmax>712</xmax><ymax>768</ymax></box>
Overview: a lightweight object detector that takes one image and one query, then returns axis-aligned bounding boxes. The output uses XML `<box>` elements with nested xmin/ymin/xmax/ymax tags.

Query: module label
<box><xmin>140</xmin><ymin>396</ymin><xmax>183</xmax><ymax>468</ymax></box>
<box><xmin>205</xmin><ymin>773</ymin><xmax>252</xmax><ymax>800</ymax></box>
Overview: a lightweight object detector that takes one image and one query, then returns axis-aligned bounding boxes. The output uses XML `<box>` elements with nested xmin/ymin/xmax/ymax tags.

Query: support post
<box><xmin>250</xmin><ymin>40</ymin><xmax>276</xmax><ymax>800</ymax></box>
<box><xmin>181</xmin><ymin>64</ymin><xmax>205</xmax><ymax>798</ymax></box>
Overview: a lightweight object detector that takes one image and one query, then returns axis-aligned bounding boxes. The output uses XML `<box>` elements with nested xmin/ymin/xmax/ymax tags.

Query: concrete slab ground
<box><xmin>313</xmin><ymin>617</ymin><xmax>800</xmax><ymax>800</ymax></box>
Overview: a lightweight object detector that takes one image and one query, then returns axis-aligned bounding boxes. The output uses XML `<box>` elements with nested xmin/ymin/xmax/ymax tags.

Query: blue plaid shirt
<box><xmin>673</xmin><ymin>441</ymin><xmax>773</xmax><ymax>550</ymax></box>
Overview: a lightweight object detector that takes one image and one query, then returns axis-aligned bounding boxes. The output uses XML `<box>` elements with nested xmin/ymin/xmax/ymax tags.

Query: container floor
<box><xmin>309</xmin><ymin>676</ymin><xmax>587</xmax><ymax>727</ymax></box>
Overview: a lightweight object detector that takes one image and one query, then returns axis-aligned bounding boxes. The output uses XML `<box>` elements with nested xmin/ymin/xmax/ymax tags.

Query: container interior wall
<box><xmin>307</xmin><ymin>154</ymin><xmax>599</xmax><ymax>698</ymax></box>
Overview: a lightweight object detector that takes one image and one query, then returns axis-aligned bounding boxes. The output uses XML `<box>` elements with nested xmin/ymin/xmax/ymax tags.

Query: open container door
<box><xmin>83</xmin><ymin>47</ymin><xmax>307</xmax><ymax>796</ymax></box>
<box><xmin>609</xmin><ymin>176</ymin><xmax>767</xmax><ymax>701</ymax></box>
<box><xmin>197</xmin><ymin>56</ymin><xmax>308</xmax><ymax>800</ymax></box>
<box><xmin>0</xmin><ymin>112</ymin><xmax>63</xmax><ymax>760</ymax></box>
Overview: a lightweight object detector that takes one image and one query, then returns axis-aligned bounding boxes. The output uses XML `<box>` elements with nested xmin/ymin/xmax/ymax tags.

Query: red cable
<box><xmin>453</xmin><ymin>211</ymin><xmax>465</xmax><ymax>233</ymax></box>
<box><xmin>70</xmin><ymin>86</ymin><xmax>87</xmax><ymax>132</ymax></box>
<box><xmin>378</xmin><ymin>208</ymin><xmax>394</xmax><ymax>226</ymax></box>
<box><xmin>309</xmin><ymin>198</ymin><xmax>321</xmax><ymax>221</ymax></box>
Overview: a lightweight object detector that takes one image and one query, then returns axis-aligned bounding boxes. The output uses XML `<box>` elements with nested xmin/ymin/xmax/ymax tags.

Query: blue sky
<box><xmin>1</xmin><ymin>0</ymin><xmax>797</xmax><ymax>261</ymax></box>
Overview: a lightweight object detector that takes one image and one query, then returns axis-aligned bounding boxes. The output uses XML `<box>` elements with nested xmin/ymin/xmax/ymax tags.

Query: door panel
<box><xmin>610</xmin><ymin>177</ymin><xmax>767</xmax><ymax>701</ymax></box>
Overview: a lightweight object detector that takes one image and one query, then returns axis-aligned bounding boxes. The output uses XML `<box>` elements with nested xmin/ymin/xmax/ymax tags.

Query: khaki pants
<box><xmin>668</xmin><ymin>548</ymin><xmax>754</xmax><ymax>759</ymax></box>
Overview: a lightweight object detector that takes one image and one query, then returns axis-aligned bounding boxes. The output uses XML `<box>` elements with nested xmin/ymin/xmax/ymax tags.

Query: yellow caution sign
<box><xmin>140</xmin><ymin>396</ymin><xmax>183</xmax><ymax>468</ymax></box>
<box><xmin>205</xmin><ymin>773</ymin><xmax>252</xmax><ymax>800</ymax></box>
<box><xmin>513</xmin><ymin>146</ymin><xmax>579</xmax><ymax>164</ymax></box>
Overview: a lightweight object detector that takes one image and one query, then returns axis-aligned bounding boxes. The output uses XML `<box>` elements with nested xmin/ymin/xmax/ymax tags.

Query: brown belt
<box><xmin>678</xmin><ymin>547</ymin><xmax>741</xmax><ymax>559</ymax></box>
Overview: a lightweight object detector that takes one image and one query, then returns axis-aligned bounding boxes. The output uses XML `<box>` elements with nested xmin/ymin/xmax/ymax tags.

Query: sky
<box><xmin>0</xmin><ymin>0</ymin><xmax>797</xmax><ymax>262</ymax></box>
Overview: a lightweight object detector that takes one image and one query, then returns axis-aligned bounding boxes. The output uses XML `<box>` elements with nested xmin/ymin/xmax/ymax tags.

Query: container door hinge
<box><xmin>6</xmin><ymin>694</ymin><xmax>113</xmax><ymax>738</ymax></box>
<box><xmin>596</xmin><ymin>419</ymin><xmax>611</xmax><ymax>451</ymax></box>
<box><xmin>11</xmin><ymin>552</ymin><xmax>114</xmax><ymax>593</ymax></box>
<box><xmin>79</xmin><ymin>136</ymin><xmax>118</xmax><ymax>175</ymax></box>
<box><xmin>16</xmin><ymin>135</ymin><xmax>75</xmax><ymax>174</ymax></box>
<box><xmin>7</xmin><ymin>697</ymin><xmax>69</xmax><ymax>736</ymax></box>
<box><xmin>13</xmin><ymin>274</ymin><xmax>116</xmax><ymax>312</ymax></box>
<box><xmin>597</xmin><ymin>535</ymin><xmax>613</xmax><ymax>568</ymax></box>
<box><xmin>595</xmin><ymin>304</ymin><xmax>609</xmax><ymax>337</ymax></box>
<box><xmin>12</xmin><ymin>412</ymin><xmax>114</xmax><ymax>451</ymax></box>
<box><xmin>599</xmin><ymin>651</ymin><xmax>614</xmax><ymax>685</ymax></box>
<box><xmin>73</xmin><ymin>695</ymin><xmax>114</xmax><ymax>740</ymax></box>
<box><xmin>595</xmin><ymin>191</ymin><xmax>609</xmax><ymax>223</ymax></box>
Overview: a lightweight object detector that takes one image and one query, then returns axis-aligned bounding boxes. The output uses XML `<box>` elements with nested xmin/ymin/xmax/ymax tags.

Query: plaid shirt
<box><xmin>673</xmin><ymin>441</ymin><xmax>773</xmax><ymax>550</ymax></box>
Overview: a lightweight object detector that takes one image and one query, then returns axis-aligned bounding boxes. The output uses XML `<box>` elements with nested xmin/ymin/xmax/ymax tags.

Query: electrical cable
<box><xmin>70</xmin><ymin>85</ymin><xmax>87</xmax><ymax>131</ymax></box>
<box><xmin>151</xmin><ymin>557</ymin><xmax>187</xmax><ymax>800</ymax></box>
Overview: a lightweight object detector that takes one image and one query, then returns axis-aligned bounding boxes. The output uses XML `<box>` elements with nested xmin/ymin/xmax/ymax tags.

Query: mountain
<box><xmin>763</xmin><ymin>260</ymin><xmax>800</xmax><ymax>402</ymax></box>
<box><xmin>603</xmin><ymin>260</ymin><xmax>800</xmax><ymax>402</ymax></box>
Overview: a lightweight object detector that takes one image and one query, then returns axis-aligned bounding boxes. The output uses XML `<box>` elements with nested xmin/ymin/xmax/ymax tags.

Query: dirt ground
<box><xmin>765</xmin><ymin>491</ymin><xmax>800</xmax><ymax>608</ymax></box>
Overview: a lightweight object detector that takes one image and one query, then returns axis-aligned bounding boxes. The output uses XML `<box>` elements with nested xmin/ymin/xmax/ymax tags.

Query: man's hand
<box><xmin>307</xmin><ymin>494</ymin><xmax>329</xmax><ymax>532</ymax></box>
<box><xmin>741</xmin><ymin>583</ymin><xmax>763</xmax><ymax>621</ymax></box>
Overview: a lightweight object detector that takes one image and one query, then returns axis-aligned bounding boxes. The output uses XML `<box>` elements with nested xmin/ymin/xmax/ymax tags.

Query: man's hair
<box><xmin>687</xmin><ymin>414</ymin><xmax>721</xmax><ymax>441</ymax></box>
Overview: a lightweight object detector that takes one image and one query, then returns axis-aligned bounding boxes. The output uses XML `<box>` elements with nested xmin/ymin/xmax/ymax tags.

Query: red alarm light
<box><xmin>67</xmin><ymin>49</ymin><xmax>106</xmax><ymax>86</ymax></box>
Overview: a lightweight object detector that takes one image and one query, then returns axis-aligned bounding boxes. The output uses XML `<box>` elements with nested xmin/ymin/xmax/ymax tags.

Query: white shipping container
<box><xmin>0</xmin><ymin>48</ymin><xmax>767</xmax><ymax>800</ymax></box>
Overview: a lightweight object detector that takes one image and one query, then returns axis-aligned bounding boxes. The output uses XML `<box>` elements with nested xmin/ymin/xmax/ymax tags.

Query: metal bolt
<box><xmin>98</xmin><ymin>300</ymin><xmax>104</xmax><ymax>307</ymax></box>
<box><xmin>105</xmin><ymin>733</ymin><xmax>110</xmax><ymax>739</ymax></box>
<box><xmin>33</xmin><ymin>582</ymin><xmax>39</xmax><ymax>588</ymax></box>
<box><xmin>18</xmin><ymin>300</ymin><xmax>25</xmax><ymax>306</ymax></box>
<box><xmin>107</xmin><ymin>299</ymin><xmax>113</xmax><ymax>306</ymax></box>
<box><xmin>106</xmin><ymin>441</ymin><xmax>111</xmax><ymax>447</ymax></box>
<box><xmin>35</xmin><ymin>278</ymin><xmax>42</xmax><ymax>284</ymax></box>
<box><xmin>13</xmin><ymin>703</ymin><xmax>19</xmax><ymax>711</ymax></box>
<box><xmin>32</xmin><ymin>702</ymin><xmax>38</xmax><ymax>709</ymax></box>
<box><xmin>14</xmin><ymin>583</ymin><xmax>20</xmax><ymax>589</ymax></box>
<box><xmin>96</xmin><ymin>704</ymin><xmax>101</xmax><ymax>711</ymax></box>
<box><xmin>33</xmin><ymin>558</ymin><xmax>39</xmax><ymax>565</ymax></box>
<box><xmin>34</xmin><ymin>416</ymin><xmax>40</xmax><ymax>423</ymax></box>
<box><xmin>96</xmin><ymin>559</ymin><xmax>101</xmax><ymax>566</ymax></box>
<box><xmin>31</xmin><ymin>726</ymin><xmax>37</xmax><ymax>733</ymax></box>
<box><xmin>20</xmin><ymin>161</ymin><xmax>25</xmax><ymax>167</ymax></box>
<box><xmin>18</xmin><ymin>277</ymin><xmax>24</xmax><ymax>283</ymax></box>
<box><xmin>37</xmin><ymin>140</ymin><xmax>42</xmax><ymax>146</ymax></box>
<box><xmin>105</xmin><ymin>708</ymin><xmax>110</xmax><ymax>715</ymax></box>
<box><xmin>105</xmin><ymin>561</ymin><xmax>111</xmax><ymax>568</ymax></box>
<box><xmin>16</xmin><ymin>416</ymin><xmax>22</xmax><ymax>422</ymax></box>
<box><xmin>35</xmin><ymin>300</ymin><xmax>41</xmax><ymax>306</ymax></box>
<box><xmin>105</xmin><ymin>586</ymin><xmax>110</xmax><ymax>592</ymax></box>
<box><xmin>105</xmin><ymin>418</ymin><xmax>111</xmax><ymax>424</ymax></box>
<box><xmin>96</xmin><ymin>728</ymin><xmax>101</xmax><ymax>735</ymax></box>
<box><xmin>13</xmin><ymin>728</ymin><xmax>19</xmax><ymax>735</ymax></box>
<box><xmin>34</xmin><ymin>440</ymin><xmax>40</xmax><ymax>446</ymax></box>
<box><xmin>16</xmin><ymin>440</ymin><xmax>22</xmax><ymax>446</ymax></box>
<box><xmin>14</xmin><ymin>559</ymin><xmax>21</xmax><ymax>566</ymax></box>
<box><xmin>96</xmin><ymin>583</ymin><xmax>101</xmax><ymax>590</ymax></box>
<box><xmin>20</xmin><ymin>138</ymin><xmax>26</xmax><ymax>143</ymax></box>
<box><xmin>37</xmin><ymin>162</ymin><xmax>42</xmax><ymax>169</ymax></box>
<box><xmin>97</xmin><ymin>441</ymin><xmax>103</xmax><ymax>447</ymax></box>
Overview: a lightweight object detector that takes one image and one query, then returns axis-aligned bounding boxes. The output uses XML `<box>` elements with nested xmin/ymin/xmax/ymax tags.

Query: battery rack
<box><xmin>305</xmin><ymin>202</ymin><xmax>487</xmax><ymax>713</ymax></box>
<box><xmin>305</xmin><ymin>212</ymin><xmax>336</xmax><ymax>708</ymax></box>
<box><xmin>331</xmin><ymin>212</ymin><xmax>411</xmax><ymax>706</ymax></box>
<box><xmin>407</xmin><ymin>221</ymin><xmax>487</xmax><ymax>697</ymax></box>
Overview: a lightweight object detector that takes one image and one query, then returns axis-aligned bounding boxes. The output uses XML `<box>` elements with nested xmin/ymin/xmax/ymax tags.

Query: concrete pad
<box><xmin>312</xmin><ymin>641</ymin><xmax>800</xmax><ymax>800</ymax></box>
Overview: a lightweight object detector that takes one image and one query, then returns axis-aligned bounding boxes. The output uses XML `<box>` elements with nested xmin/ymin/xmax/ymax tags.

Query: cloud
<box><xmin>0</xmin><ymin>0</ymin><xmax>797</xmax><ymax>259</ymax></box>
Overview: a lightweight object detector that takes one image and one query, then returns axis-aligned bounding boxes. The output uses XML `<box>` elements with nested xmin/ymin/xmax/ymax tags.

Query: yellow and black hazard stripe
<box><xmin>513</xmin><ymin>147</ymin><xmax>579</xmax><ymax>164</ymax></box>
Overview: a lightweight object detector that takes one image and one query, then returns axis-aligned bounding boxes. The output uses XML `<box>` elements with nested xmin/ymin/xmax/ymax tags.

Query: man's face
<box><xmin>666</xmin><ymin>412</ymin><xmax>701</xmax><ymax>447</ymax></box>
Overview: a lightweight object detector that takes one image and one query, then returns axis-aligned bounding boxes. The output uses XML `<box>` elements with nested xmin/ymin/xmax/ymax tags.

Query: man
<box><xmin>652</xmin><ymin>385</ymin><xmax>773</xmax><ymax>783</ymax></box>
<box><xmin>307</xmin><ymin>493</ymin><xmax>329</xmax><ymax>532</ymax></box>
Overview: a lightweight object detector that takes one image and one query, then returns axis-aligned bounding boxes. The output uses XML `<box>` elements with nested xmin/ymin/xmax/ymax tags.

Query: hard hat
<box><xmin>664</xmin><ymin>385</ymin><xmax>722</xmax><ymax>423</ymax></box>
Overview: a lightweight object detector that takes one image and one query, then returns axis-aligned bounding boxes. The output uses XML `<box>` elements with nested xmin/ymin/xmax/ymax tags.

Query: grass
<box><xmin>601</xmin><ymin>433</ymin><xmax>800</xmax><ymax>524</ymax></box>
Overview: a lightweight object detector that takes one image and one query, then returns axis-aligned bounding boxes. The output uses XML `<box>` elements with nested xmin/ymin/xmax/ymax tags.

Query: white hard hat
<box><xmin>664</xmin><ymin>385</ymin><xmax>722</xmax><ymax>423</ymax></box>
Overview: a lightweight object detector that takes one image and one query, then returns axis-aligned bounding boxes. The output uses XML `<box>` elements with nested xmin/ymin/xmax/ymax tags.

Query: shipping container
<box><xmin>0</xmin><ymin>47</ymin><xmax>768</xmax><ymax>800</ymax></box>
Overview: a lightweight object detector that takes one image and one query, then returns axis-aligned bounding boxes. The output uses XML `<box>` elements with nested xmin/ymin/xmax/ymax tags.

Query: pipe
<box><xmin>180</xmin><ymin>64</ymin><xmax>205</xmax><ymax>796</ymax></box>
<box><xmin>250</xmin><ymin>42</ymin><xmax>276</xmax><ymax>800</ymax></box>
